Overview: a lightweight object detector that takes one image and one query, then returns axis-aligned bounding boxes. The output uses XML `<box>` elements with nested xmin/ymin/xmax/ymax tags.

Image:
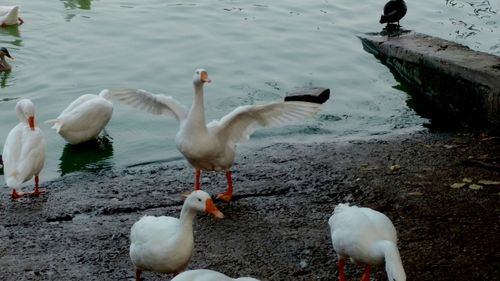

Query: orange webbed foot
<box><xmin>11</xmin><ymin>189</ymin><xmax>25</xmax><ymax>200</ymax></box>
<box><xmin>29</xmin><ymin>189</ymin><xmax>46</xmax><ymax>197</ymax></box>
<box><xmin>216</xmin><ymin>191</ymin><xmax>233</xmax><ymax>203</ymax></box>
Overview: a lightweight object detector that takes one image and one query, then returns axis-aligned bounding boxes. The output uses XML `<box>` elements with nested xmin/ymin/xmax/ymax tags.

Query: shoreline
<box><xmin>0</xmin><ymin>131</ymin><xmax>499</xmax><ymax>280</ymax></box>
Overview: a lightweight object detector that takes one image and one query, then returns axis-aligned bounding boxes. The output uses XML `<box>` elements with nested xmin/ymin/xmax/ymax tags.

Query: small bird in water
<box><xmin>379</xmin><ymin>0</ymin><xmax>407</xmax><ymax>27</ymax></box>
<box><xmin>0</xmin><ymin>47</ymin><xmax>13</xmax><ymax>72</ymax></box>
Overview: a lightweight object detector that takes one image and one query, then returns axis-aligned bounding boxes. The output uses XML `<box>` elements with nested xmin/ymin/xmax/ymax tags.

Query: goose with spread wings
<box><xmin>111</xmin><ymin>69</ymin><xmax>321</xmax><ymax>202</ymax></box>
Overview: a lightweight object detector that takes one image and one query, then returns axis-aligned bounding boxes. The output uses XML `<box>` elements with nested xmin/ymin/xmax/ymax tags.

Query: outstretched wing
<box><xmin>109</xmin><ymin>89</ymin><xmax>189</xmax><ymax>122</ymax></box>
<box><xmin>209</xmin><ymin>101</ymin><xmax>320</xmax><ymax>147</ymax></box>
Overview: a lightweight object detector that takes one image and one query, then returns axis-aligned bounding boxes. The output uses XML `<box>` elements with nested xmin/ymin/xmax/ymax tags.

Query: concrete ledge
<box><xmin>358</xmin><ymin>31</ymin><xmax>500</xmax><ymax>127</ymax></box>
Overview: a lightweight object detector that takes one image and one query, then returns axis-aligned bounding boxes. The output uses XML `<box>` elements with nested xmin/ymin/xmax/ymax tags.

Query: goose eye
<box><xmin>197</xmin><ymin>198</ymin><xmax>202</xmax><ymax>202</ymax></box>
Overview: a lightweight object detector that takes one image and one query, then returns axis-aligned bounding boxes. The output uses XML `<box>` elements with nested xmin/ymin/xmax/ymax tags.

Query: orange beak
<box><xmin>200</xmin><ymin>71</ymin><xmax>211</xmax><ymax>83</ymax></box>
<box><xmin>28</xmin><ymin>116</ymin><xmax>35</xmax><ymax>130</ymax></box>
<box><xmin>205</xmin><ymin>198</ymin><xmax>224</xmax><ymax>219</ymax></box>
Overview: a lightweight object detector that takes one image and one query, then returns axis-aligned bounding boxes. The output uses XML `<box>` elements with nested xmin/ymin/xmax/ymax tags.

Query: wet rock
<box><xmin>284</xmin><ymin>87</ymin><xmax>330</xmax><ymax>104</ymax></box>
<box><xmin>358</xmin><ymin>32</ymin><xmax>500</xmax><ymax>127</ymax></box>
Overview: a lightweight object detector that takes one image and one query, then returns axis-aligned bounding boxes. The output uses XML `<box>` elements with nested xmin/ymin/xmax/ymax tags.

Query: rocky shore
<box><xmin>0</xmin><ymin>131</ymin><xmax>499</xmax><ymax>281</ymax></box>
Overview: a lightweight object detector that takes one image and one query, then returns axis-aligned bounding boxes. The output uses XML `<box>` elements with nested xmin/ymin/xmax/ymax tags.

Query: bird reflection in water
<box><xmin>61</xmin><ymin>0</ymin><xmax>92</xmax><ymax>10</ymax></box>
<box><xmin>58</xmin><ymin>135</ymin><xmax>113</xmax><ymax>176</ymax></box>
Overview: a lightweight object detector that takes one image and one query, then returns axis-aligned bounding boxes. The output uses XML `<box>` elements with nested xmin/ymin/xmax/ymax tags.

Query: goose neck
<box><xmin>188</xmin><ymin>83</ymin><xmax>207</xmax><ymax>126</ymax></box>
<box><xmin>179</xmin><ymin>204</ymin><xmax>197</xmax><ymax>231</ymax></box>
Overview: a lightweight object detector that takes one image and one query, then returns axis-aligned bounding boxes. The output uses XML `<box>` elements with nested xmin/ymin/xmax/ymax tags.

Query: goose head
<box><xmin>15</xmin><ymin>99</ymin><xmax>36</xmax><ymax>130</ymax></box>
<box><xmin>184</xmin><ymin>190</ymin><xmax>224</xmax><ymax>219</ymax></box>
<box><xmin>0</xmin><ymin>47</ymin><xmax>13</xmax><ymax>59</ymax></box>
<box><xmin>192</xmin><ymin>68</ymin><xmax>211</xmax><ymax>86</ymax></box>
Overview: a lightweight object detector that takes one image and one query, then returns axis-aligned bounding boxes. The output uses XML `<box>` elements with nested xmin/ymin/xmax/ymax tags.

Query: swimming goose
<box><xmin>2</xmin><ymin>99</ymin><xmax>46</xmax><ymax>200</ymax></box>
<box><xmin>111</xmin><ymin>68</ymin><xmax>321</xmax><ymax>202</ymax></box>
<box><xmin>0</xmin><ymin>6</ymin><xmax>24</xmax><ymax>27</ymax></box>
<box><xmin>379</xmin><ymin>0</ymin><xmax>407</xmax><ymax>26</ymax></box>
<box><xmin>0</xmin><ymin>47</ymin><xmax>13</xmax><ymax>72</ymax></box>
<box><xmin>130</xmin><ymin>190</ymin><xmax>224</xmax><ymax>280</ymax></box>
<box><xmin>45</xmin><ymin>90</ymin><xmax>113</xmax><ymax>145</ymax></box>
<box><xmin>328</xmin><ymin>203</ymin><xmax>406</xmax><ymax>281</ymax></box>
<box><xmin>171</xmin><ymin>269</ymin><xmax>261</xmax><ymax>281</ymax></box>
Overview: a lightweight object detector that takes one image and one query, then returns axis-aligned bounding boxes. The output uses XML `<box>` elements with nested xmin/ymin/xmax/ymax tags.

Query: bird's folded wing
<box><xmin>210</xmin><ymin>101</ymin><xmax>321</xmax><ymax>146</ymax></box>
<box><xmin>109</xmin><ymin>89</ymin><xmax>189</xmax><ymax>122</ymax></box>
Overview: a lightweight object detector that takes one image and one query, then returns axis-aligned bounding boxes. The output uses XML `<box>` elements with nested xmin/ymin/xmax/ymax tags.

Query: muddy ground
<box><xmin>0</xmin><ymin>131</ymin><xmax>499</xmax><ymax>281</ymax></box>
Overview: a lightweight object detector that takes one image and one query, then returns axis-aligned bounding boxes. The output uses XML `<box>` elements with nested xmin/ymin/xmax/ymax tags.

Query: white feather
<box><xmin>2</xmin><ymin>99</ymin><xmax>45</xmax><ymax>190</ymax></box>
<box><xmin>328</xmin><ymin>204</ymin><xmax>406</xmax><ymax>281</ymax></box>
<box><xmin>0</xmin><ymin>6</ymin><xmax>21</xmax><ymax>26</ymax></box>
<box><xmin>110</xmin><ymin>69</ymin><xmax>321</xmax><ymax>173</ymax></box>
<box><xmin>171</xmin><ymin>269</ymin><xmax>261</xmax><ymax>281</ymax></box>
<box><xmin>46</xmin><ymin>90</ymin><xmax>113</xmax><ymax>145</ymax></box>
<box><xmin>109</xmin><ymin>89</ymin><xmax>189</xmax><ymax>122</ymax></box>
<box><xmin>129</xmin><ymin>191</ymin><xmax>223</xmax><ymax>276</ymax></box>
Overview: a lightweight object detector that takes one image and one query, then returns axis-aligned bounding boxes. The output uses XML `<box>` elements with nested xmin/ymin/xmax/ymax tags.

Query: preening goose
<box><xmin>111</xmin><ymin>68</ymin><xmax>321</xmax><ymax>202</ymax></box>
<box><xmin>0</xmin><ymin>6</ymin><xmax>24</xmax><ymax>27</ymax></box>
<box><xmin>130</xmin><ymin>190</ymin><xmax>224</xmax><ymax>280</ymax></box>
<box><xmin>171</xmin><ymin>269</ymin><xmax>261</xmax><ymax>281</ymax></box>
<box><xmin>46</xmin><ymin>89</ymin><xmax>113</xmax><ymax>145</ymax></box>
<box><xmin>328</xmin><ymin>203</ymin><xmax>406</xmax><ymax>281</ymax></box>
<box><xmin>2</xmin><ymin>99</ymin><xmax>46</xmax><ymax>199</ymax></box>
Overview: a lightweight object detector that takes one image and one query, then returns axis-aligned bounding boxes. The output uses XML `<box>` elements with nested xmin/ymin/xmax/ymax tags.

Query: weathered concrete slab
<box><xmin>284</xmin><ymin>87</ymin><xmax>330</xmax><ymax>104</ymax></box>
<box><xmin>359</xmin><ymin>31</ymin><xmax>500</xmax><ymax>127</ymax></box>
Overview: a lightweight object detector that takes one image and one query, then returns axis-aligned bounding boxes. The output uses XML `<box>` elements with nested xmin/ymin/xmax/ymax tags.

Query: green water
<box><xmin>0</xmin><ymin>0</ymin><xmax>498</xmax><ymax>187</ymax></box>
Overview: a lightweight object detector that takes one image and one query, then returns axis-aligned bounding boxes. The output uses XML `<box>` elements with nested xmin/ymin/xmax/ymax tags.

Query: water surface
<box><xmin>0</xmin><ymin>0</ymin><xmax>498</xmax><ymax>186</ymax></box>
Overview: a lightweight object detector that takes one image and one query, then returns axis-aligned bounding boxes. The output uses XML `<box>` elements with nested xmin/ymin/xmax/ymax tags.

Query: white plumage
<box><xmin>46</xmin><ymin>90</ymin><xmax>113</xmax><ymax>145</ymax></box>
<box><xmin>328</xmin><ymin>203</ymin><xmax>406</xmax><ymax>281</ymax></box>
<box><xmin>0</xmin><ymin>6</ymin><xmax>23</xmax><ymax>26</ymax></box>
<box><xmin>111</xmin><ymin>68</ymin><xmax>321</xmax><ymax>201</ymax></box>
<box><xmin>129</xmin><ymin>190</ymin><xmax>224</xmax><ymax>280</ymax></box>
<box><xmin>2</xmin><ymin>99</ymin><xmax>45</xmax><ymax>199</ymax></box>
<box><xmin>171</xmin><ymin>269</ymin><xmax>261</xmax><ymax>281</ymax></box>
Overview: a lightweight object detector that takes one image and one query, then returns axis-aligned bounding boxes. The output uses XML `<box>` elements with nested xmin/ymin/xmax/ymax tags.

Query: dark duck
<box><xmin>379</xmin><ymin>0</ymin><xmax>407</xmax><ymax>27</ymax></box>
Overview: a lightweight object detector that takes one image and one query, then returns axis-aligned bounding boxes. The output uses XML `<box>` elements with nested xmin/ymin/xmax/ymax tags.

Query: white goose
<box><xmin>171</xmin><ymin>269</ymin><xmax>261</xmax><ymax>281</ymax></box>
<box><xmin>111</xmin><ymin>68</ymin><xmax>321</xmax><ymax>202</ymax></box>
<box><xmin>328</xmin><ymin>203</ymin><xmax>406</xmax><ymax>281</ymax></box>
<box><xmin>2</xmin><ymin>99</ymin><xmax>45</xmax><ymax>199</ymax></box>
<box><xmin>0</xmin><ymin>6</ymin><xmax>24</xmax><ymax>27</ymax></box>
<box><xmin>130</xmin><ymin>190</ymin><xmax>224</xmax><ymax>280</ymax></box>
<box><xmin>45</xmin><ymin>90</ymin><xmax>113</xmax><ymax>145</ymax></box>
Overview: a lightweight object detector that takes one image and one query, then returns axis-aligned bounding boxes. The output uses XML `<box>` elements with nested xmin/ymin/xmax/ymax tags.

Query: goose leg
<box><xmin>11</xmin><ymin>189</ymin><xmax>25</xmax><ymax>200</ymax></box>
<box><xmin>195</xmin><ymin>169</ymin><xmax>201</xmax><ymax>191</ymax></box>
<box><xmin>135</xmin><ymin>268</ymin><xmax>142</xmax><ymax>281</ymax></box>
<box><xmin>18</xmin><ymin>17</ymin><xmax>24</xmax><ymax>25</ymax></box>
<box><xmin>29</xmin><ymin>175</ymin><xmax>45</xmax><ymax>197</ymax></box>
<box><xmin>338</xmin><ymin>258</ymin><xmax>347</xmax><ymax>281</ymax></box>
<box><xmin>360</xmin><ymin>265</ymin><xmax>371</xmax><ymax>281</ymax></box>
<box><xmin>216</xmin><ymin>170</ymin><xmax>233</xmax><ymax>202</ymax></box>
